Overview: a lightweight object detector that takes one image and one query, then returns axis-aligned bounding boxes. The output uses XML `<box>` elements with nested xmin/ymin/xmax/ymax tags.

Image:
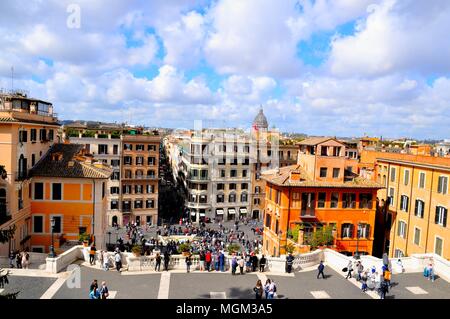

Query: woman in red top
<box><xmin>205</xmin><ymin>251</ymin><xmax>212</xmax><ymax>272</ymax></box>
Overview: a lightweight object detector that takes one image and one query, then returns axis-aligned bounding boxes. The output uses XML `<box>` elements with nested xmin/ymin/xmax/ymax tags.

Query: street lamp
<box><xmin>355</xmin><ymin>223</ymin><xmax>361</xmax><ymax>260</ymax></box>
<box><xmin>49</xmin><ymin>217</ymin><xmax>56</xmax><ymax>258</ymax></box>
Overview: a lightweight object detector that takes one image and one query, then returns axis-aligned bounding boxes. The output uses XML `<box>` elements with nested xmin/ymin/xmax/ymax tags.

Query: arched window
<box><xmin>229</xmin><ymin>193</ymin><xmax>236</xmax><ymax>203</ymax></box>
<box><xmin>241</xmin><ymin>192</ymin><xmax>248</xmax><ymax>203</ymax></box>
<box><xmin>18</xmin><ymin>154</ymin><xmax>27</xmax><ymax>180</ymax></box>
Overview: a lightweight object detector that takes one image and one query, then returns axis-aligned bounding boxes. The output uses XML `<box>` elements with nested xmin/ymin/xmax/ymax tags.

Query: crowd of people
<box><xmin>253</xmin><ymin>278</ymin><xmax>277</xmax><ymax>299</ymax></box>
<box><xmin>89</xmin><ymin>279</ymin><xmax>110</xmax><ymax>299</ymax></box>
<box><xmin>8</xmin><ymin>250</ymin><xmax>30</xmax><ymax>269</ymax></box>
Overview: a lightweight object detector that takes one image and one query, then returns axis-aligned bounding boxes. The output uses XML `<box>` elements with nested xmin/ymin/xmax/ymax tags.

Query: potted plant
<box><xmin>226</xmin><ymin>243</ymin><xmax>241</xmax><ymax>255</ymax></box>
<box><xmin>131</xmin><ymin>245</ymin><xmax>142</xmax><ymax>257</ymax></box>
<box><xmin>284</xmin><ymin>243</ymin><xmax>296</xmax><ymax>254</ymax></box>
<box><xmin>178</xmin><ymin>243</ymin><xmax>191</xmax><ymax>256</ymax></box>
<box><xmin>78</xmin><ymin>233</ymin><xmax>90</xmax><ymax>246</ymax></box>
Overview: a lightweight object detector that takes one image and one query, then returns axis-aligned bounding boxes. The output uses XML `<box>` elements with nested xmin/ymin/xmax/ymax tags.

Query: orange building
<box><xmin>262</xmin><ymin>137</ymin><xmax>382</xmax><ymax>257</ymax></box>
<box><xmin>29</xmin><ymin>144</ymin><xmax>111</xmax><ymax>253</ymax></box>
<box><xmin>0</xmin><ymin>91</ymin><xmax>59</xmax><ymax>255</ymax></box>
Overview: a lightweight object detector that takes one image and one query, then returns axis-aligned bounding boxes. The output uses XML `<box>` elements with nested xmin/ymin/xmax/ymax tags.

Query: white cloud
<box><xmin>328</xmin><ymin>0</ymin><xmax>450</xmax><ymax>77</ymax></box>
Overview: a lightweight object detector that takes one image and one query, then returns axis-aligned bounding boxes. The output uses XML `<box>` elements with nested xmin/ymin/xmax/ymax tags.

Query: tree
<box><xmin>0</xmin><ymin>225</ymin><xmax>19</xmax><ymax>299</ymax></box>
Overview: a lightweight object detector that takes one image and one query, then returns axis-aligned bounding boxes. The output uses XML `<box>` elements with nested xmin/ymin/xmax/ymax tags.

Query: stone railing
<box><xmin>46</xmin><ymin>245</ymin><xmax>85</xmax><ymax>273</ymax></box>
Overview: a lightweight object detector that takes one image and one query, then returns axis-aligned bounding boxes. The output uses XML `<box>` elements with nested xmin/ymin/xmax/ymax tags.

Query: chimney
<box><xmin>290</xmin><ymin>171</ymin><xmax>301</xmax><ymax>181</ymax></box>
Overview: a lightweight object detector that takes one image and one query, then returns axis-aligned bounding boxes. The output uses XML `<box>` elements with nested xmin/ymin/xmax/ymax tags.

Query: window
<box><xmin>111</xmin><ymin>171</ymin><xmax>120</xmax><ymax>180</ymax></box>
<box><xmin>341</xmin><ymin>224</ymin><xmax>354</xmax><ymax>238</ymax></box>
<box><xmin>317</xmin><ymin>192</ymin><xmax>326</xmax><ymax>208</ymax></box>
<box><xmin>244</xmin><ymin>146</ymin><xmax>250</xmax><ymax>153</ymax></box>
<box><xmin>146</xmin><ymin>200</ymin><xmax>154</xmax><ymax>208</ymax></box>
<box><xmin>255</xmin><ymin>186</ymin><xmax>261</xmax><ymax>193</ymax></box>
<box><xmin>358</xmin><ymin>224</ymin><xmax>370</xmax><ymax>239</ymax></box>
<box><xmin>124</xmin><ymin>170</ymin><xmax>132</xmax><ymax>178</ymax></box>
<box><xmin>30</xmin><ymin>129</ymin><xmax>37</xmax><ymax>142</ymax></box>
<box><xmin>330</xmin><ymin>193</ymin><xmax>339</xmax><ymax>208</ymax></box>
<box><xmin>200</xmin><ymin>170</ymin><xmax>208</xmax><ymax>179</ymax></box>
<box><xmin>124</xmin><ymin>156</ymin><xmax>132</xmax><ymax>165</ymax></box>
<box><xmin>230</xmin><ymin>170</ymin><xmax>237</xmax><ymax>177</ymax></box>
<box><xmin>199</xmin><ymin>195</ymin><xmax>207</xmax><ymax>203</ymax></box>
<box><xmin>50</xmin><ymin>216</ymin><xmax>62</xmax><ymax>233</ymax></box>
<box><xmin>136</xmin><ymin>144</ymin><xmax>145</xmax><ymax>151</ymax></box>
<box><xmin>111</xmin><ymin>159</ymin><xmax>120</xmax><ymax>167</ymax></box>
<box><xmin>404</xmin><ymin>169</ymin><xmax>410</xmax><ymax>186</ymax></box>
<box><xmin>342</xmin><ymin>193</ymin><xmax>356</xmax><ymax>209</ymax></box>
<box><xmin>243</xmin><ymin>158</ymin><xmax>250</xmax><ymax>165</ymax></box>
<box><xmin>419</xmin><ymin>172</ymin><xmax>426</xmax><ymax>189</ymax></box>
<box><xmin>48</xmin><ymin>129</ymin><xmax>54</xmax><ymax>141</ymax></box>
<box><xmin>111</xmin><ymin>200</ymin><xmax>119</xmax><ymax>210</ymax></box>
<box><xmin>110</xmin><ymin>187</ymin><xmax>119</xmax><ymax>195</ymax></box>
<box><xmin>276</xmin><ymin>190</ymin><xmax>281</xmax><ymax>205</ymax></box>
<box><xmin>397</xmin><ymin>221</ymin><xmax>406</xmax><ymax>238</ymax></box>
<box><xmin>19</xmin><ymin>130</ymin><xmax>28</xmax><ymax>143</ymax></box>
<box><xmin>292</xmin><ymin>192</ymin><xmax>300</xmax><ymax>208</ymax></box>
<box><xmin>390</xmin><ymin>167</ymin><xmax>396</xmax><ymax>182</ymax></box>
<box><xmin>435</xmin><ymin>206</ymin><xmax>447</xmax><ymax>227</ymax></box>
<box><xmin>437</xmin><ymin>176</ymin><xmax>448</xmax><ymax>194</ymax></box>
<box><xmin>400</xmin><ymin>195</ymin><xmax>409</xmax><ymax>212</ymax></box>
<box><xmin>113</xmin><ymin>145</ymin><xmax>119</xmax><ymax>155</ymax></box>
<box><xmin>265</xmin><ymin>213</ymin><xmax>271</xmax><ymax>228</ymax></box>
<box><xmin>414</xmin><ymin>227</ymin><xmax>421</xmax><ymax>246</ymax></box>
<box><xmin>359</xmin><ymin>193</ymin><xmax>373</xmax><ymax>209</ymax></box>
<box><xmin>217</xmin><ymin>183</ymin><xmax>225</xmax><ymax>191</ymax></box>
<box><xmin>414</xmin><ymin>199</ymin><xmax>425</xmax><ymax>218</ymax></box>
<box><xmin>33</xmin><ymin>216</ymin><xmax>43</xmax><ymax>233</ymax></box>
<box><xmin>319</xmin><ymin>167</ymin><xmax>327</xmax><ymax>178</ymax></box>
<box><xmin>98</xmin><ymin>144</ymin><xmax>108</xmax><ymax>154</ymax></box>
<box><xmin>241</xmin><ymin>183</ymin><xmax>248</xmax><ymax>190</ymax></box>
<box><xmin>217</xmin><ymin>194</ymin><xmax>224</xmax><ymax>203</ymax></box>
<box><xmin>52</xmin><ymin>183</ymin><xmax>62</xmax><ymax>200</ymax></box>
<box><xmin>254</xmin><ymin>198</ymin><xmax>260</xmax><ymax>205</ymax></box>
<box><xmin>123</xmin><ymin>143</ymin><xmax>132</xmax><ymax>151</ymax></box>
<box><xmin>136</xmin><ymin>156</ymin><xmax>144</xmax><ymax>165</ymax></box>
<box><xmin>435</xmin><ymin>237</ymin><xmax>443</xmax><ymax>256</ymax></box>
<box><xmin>394</xmin><ymin>249</ymin><xmax>404</xmax><ymax>258</ymax></box>
<box><xmin>31</xmin><ymin>154</ymin><xmax>36</xmax><ymax>167</ymax></box>
<box><xmin>241</xmin><ymin>193</ymin><xmax>248</xmax><ymax>202</ymax></box>
<box><xmin>122</xmin><ymin>185</ymin><xmax>131</xmax><ymax>194</ymax></box>
<box><xmin>122</xmin><ymin>201</ymin><xmax>131</xmax><ymax>212</ymax></box>
<box><xmin>229</xmin><ymin>183</ymin><xmax>236</xmax><ymax>190</ymax></box>
<box><xmin>383</xmin><ymin>175</ymin><xmax>387</xmax><ymax>186</ymax></box>
<box><xmin>320</xmin><ymin>146</ymin><xmax>328</xmax><ymax>156</ymax></box>
<box><xmin>135</xmin><ymin>185</ymin><xmax>143</xmax><ymax>194</ymax></box>
<box><xmin>148</xmin><ymin>144</ymin><xmax>157</xmax><ymax>151</ymax></box>
<box><xmin>34</xmin><ymin>183</ymin><xmax>44</xmax><ymax>200</ymax></box>
<box><xmin>242</xmin><ymin>170</ymin><xmax>248</xmax><ymax>178</ymax></box>
<box><xmin>220</xmin><ymin>169</ymin><xmax>226</xmax><ymax>178</ymax></box>
<box><xmin>333</xmin><ymin>168</ymin><xmax>340</xmax><ymax>178</ymax></box>
<box><xmin>146</xmin><ymin>185</ymin><xmax>154</xmax><ymax>193</ymax></box>
<box><xmin>229</xmin><ymin>193</ymin><xmax>236</xmax><ymax>203</ymax></box>
<box><xmin>39</xmin><ymin>129</ymin><xmax>46</xmax><ymax>142</ymax></box>
<box><xmin>388</xmin><ymin>188</ymin><xmax>395</xmax><ymax>206</ymax></box>
<box><xmin>301</xmin><ymin>193</ymin><xmax>315</xmax><ymax>216</ymax></box>
<box><xmin>218</xmin><ymin>157</ymin><xmax>226</xmax><ymax>165</ymax></box>
<box><xmin>148</xmin><ymin>157</ymin><xmax>156</xmax><ymax>165</ymax></box>
<box><xmin>134</xmin><ymin>200</ymin><xmax>143</xmax><ymax>209</ymax></box>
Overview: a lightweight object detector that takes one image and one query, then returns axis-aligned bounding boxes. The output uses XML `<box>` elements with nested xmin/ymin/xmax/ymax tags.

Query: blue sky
<box><xmin>0</xmin><ymin>0</ymin><xmax>449</xmax><ymax>139</ymax></box>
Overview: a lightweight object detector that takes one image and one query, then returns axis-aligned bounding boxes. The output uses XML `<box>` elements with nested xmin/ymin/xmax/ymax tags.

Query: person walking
<box><xmin>100</xmin><ymin>281</ymin><xmax>109</xmax><ymax>299</ymax></box>
<box><xmin>361</xmin><ymin>270</ymin><xmax>369</xmax><ymax>292</ymax></box>
<box><xmin>286</xmin><ymin>253</ymin><xmax>294</xmax><ymax>273</ymax></box>
<box><xmin>383</xmin><ymin>268</ymin><xmax>392</xmax><ymax>288</ymax></box>
<box><xmin>356</xmin><ymin>261</ymin><xmax>364</xmax><ymax>281</ymax></box>
<box><xmin>102</xmin><ymin>251</ymin><xmax>109</xmax><ymax>271</ymax></box>
<box><xmin>264</xmin><ymin>279</ymin><xmax>271</xmax><ymax>299</ymax></box>
<box><xmin>345</xmin><ymin>260</ymin><xmax>353</xmax><ymax>279</ymax></box>
<box><xmin>379</xmin><ymin>279</ymin><xmax>388</xmax><ymax>299</ymax></box>
<box><xmin>15</xmin><ymin>251</ymin><xmax>22</xmax><ymax>269</ymax></box>
<box><xmin>252</xmin><ymin>253</ymin><xmax>259</xmax><ymax>272</ymax></box>
<box><xmin>89</xmin><ymin>244</ymin><xmax>97</xmax><ymax>265</ymax></box>
<box><xmin>164</xmin><ymin>251</ymin><xmax>170</xmax><ymax>271</ymax></box>
<box><xmin>89</xmin><ymin>279</ymin><xmax>98</xmax><ymax>292</ymax></box>
<box><xmin>155</xmin><ymin>253</ymin><xmax>162</xmax><ymax>271</ymax></box>
<box><xmin>199</xmin><ymin>250</ymin><xmax>205</xmax><ymax>271</ymax></box>
<box><xmin>114</xmin><ymin>251</ymin><xmax>122</xmax><ymax>272</ymax></box>
<box><xmin>427</xmin><ymin>262</ymin><xmax>435</xmax><ymax>282</ymax></box>
<box><xmin>9</xmin><ymin>250</ymin><xmax>15</xmax><ymax>268</ymax></box>
<box><xmin>259</xmin><ymin>255</ymin><xmax>266</xmax><ymax>272</ymax></box>
<box><xmin>317</xmin><ymin>260</ymin><xmax>325</xmax><ymax>279</ymax></box>
<box><xmin>205</xmin><ymin>250</ymin><xmax>212</xmax><ymax>272</ymax></box>
<box><xmin>185</xmin><ymin>253</ymin><xmax>192</xmax><ymax>273</ymax></box>
<box><xmin>253</xmin><ymin>280</ymin><xmax>263</xmax><ymax>299</ymax></box>
<box><xmin>238</xmin><ymin>255</ymin><xmax>245</xmax><ymax>275</ymax></box>
<box><xmin>219</xmin><ymin>250</ymin><xmax>225</xmax><ymax>272</ymax></box>
<box><xmin>89</xmin><ymin>287</ymin><xmax>100</xmax><ymax>299</ymax></box>
<box><xmin>21</xmin><ymin>251</ymin><xmax>29</xmax><ymax>269</ymax></box>
<box><xmin>231</xmin><ymin>254</ymin><xmax>238</xmax><ymax>275</ymax></box>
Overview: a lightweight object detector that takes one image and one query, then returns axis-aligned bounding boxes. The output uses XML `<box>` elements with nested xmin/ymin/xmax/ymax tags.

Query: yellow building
<box><xmin>0</xmin><ymin>91</ymin><xmax>59</xmax><ymax>255</ymax></box>
<box><xmin>376</xmin><ymin>156</ymin><xmax>450</xmax><ymax>260</ymax></box>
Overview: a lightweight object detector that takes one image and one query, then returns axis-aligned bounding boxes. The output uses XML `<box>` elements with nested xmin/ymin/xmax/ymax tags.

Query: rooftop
<box><xmin>29</xmin><ymin>143</ymin><xmax>112</xmax><ymax>179</ymax></box>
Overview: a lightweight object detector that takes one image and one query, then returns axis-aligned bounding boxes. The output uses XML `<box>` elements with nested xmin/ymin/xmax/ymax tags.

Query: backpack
<box><xmin>384</xmin><ymin>270</ymin><xmax>391</xmax><ymax>281</ymax></box>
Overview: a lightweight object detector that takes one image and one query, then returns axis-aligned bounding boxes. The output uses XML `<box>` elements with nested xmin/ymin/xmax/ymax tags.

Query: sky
<box><xmin>0</xmin><ymin>0</ymin><xmax>449</xmax><ymax>139</ymax></box>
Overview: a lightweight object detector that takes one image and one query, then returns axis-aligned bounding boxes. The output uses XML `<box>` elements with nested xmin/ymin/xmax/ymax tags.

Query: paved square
<box><xmin>405</xmin><ymin>286</ymin><xmax>428</xmax><ymax>295</ymax></box>
<box><xmin>310</xmin><ymin>290</ymin><xmax>331</xmax><ymax>299</ymax></box>
<box><xmin>1</xmin><ymin>275</ymin><xmax>56</xmax><ymax>299</ymax></box>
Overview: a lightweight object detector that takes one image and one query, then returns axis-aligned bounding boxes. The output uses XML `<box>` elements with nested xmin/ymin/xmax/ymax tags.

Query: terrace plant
<box><xmin>227</xmin><ymin>243</ymin><xmax>241</xmax><ymax>255</ymax></box>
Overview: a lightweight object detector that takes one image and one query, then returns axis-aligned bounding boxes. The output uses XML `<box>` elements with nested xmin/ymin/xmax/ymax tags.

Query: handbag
<box><xmin>342</xmin><ymin>267</ymin><xmax>348</xmax><ymax>272</ymax></box>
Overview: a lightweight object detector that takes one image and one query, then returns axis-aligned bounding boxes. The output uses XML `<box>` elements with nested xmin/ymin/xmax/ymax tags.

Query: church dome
<box><xmin>252</xmin><ymin>106</ymin><xmax>268</xmax><ymax>129</ymax></box>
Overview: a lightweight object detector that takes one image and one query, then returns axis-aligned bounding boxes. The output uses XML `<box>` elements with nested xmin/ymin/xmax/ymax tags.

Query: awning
<box><xmin>228</xmin><ymin>209</ymin><xmax>236</xmax><ymax>214</ymax></box>
<box><xmin>239</xmin><ymin>208</ymin><xmax>247</xmax><ymax>214</ymax></box>
<box><xmin>199</xmin><ymin>213</ymin><xmax>206</xmax><ymax>217</ymax></box>
<box><xmin>216</xmin><ymin>209</ymin><xmax>224</xmax><ymax>215</ymax></box>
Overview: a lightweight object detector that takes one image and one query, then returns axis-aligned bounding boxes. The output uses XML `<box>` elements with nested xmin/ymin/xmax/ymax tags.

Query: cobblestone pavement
<box><xmin>1</xmin><ymin>275</ymin><xmax>56</xmax><ymax>299</ymax></box>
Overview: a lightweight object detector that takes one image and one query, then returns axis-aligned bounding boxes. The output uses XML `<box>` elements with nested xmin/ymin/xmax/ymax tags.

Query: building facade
<box><xmin>29</xmin><ymin>144</ymin><xmax>111</xmax><ymax>253</ymax></box>
<box><xmin>262</xmin><ymin>137</ymin><xmax>381</xmax><ymax>257</ymax></box>
<box><xmin>121</xmin><ymin>134</ymin><xmax>160</xmax><ymax>226</ymax></box>
<box><xmin>0</xmin><ymin>91</ymin><xmax>59</xmax><ymax>255</ymax></box>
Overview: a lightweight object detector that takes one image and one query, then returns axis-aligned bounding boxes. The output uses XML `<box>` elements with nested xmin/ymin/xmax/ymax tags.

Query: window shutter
<box><xmin>397</xmin><ymin>223</ymin><xmax>401</xmax><ymax>236</ymax></box>
<box><xmin>414</xmin><ymin>200</ymin><xmax>418</xmax><ymax>216</ymax></box>
<box><xmin>443</xmin><ymin>208</ymin><xmax>448</xmax><ymax>228</ymax></box>
<box><xmin>350</xmin><ymin>224</ymin><xmax>354</xmax><ymax>238</ymax></box>
<box><xmin>438</xmin><ymin>177</ymin><xmax>442</xmax><ymax>193</ymax></box>
<box><xmin>444</xmin><ymin>178</ymin><xmax>448</xmax><ymax>194</ymax></box>
<box><xmin>400</xmin><ymin>196</ymin><xmax>404</xmax><ymax>210</ymax></box>
<box><xmin>435</xmin><ymin>207</ymin><xmax>440</xmax><ymax>224</ymax></box>
<box><xmin>405</xmin><ymin>196</ymin><xmax>409</xmax><ymax>211</ymax></box>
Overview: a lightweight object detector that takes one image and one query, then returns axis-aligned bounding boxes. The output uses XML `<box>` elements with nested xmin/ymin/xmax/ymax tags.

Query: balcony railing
<box><xmin>123</xmin><ymin>175</ymin><xmax>157</xmax><ymax>180</ymax></box>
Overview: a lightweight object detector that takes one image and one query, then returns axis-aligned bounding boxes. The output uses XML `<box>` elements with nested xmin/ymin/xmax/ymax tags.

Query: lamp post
<box><xmin>49</xmin><ymin>217</ymin><xmax>56</xmax><ymax>258</ymax></box>
<box><xmin>355</xmin><ymin>223</ymin><xmax>361</xmax><ymax>260</ymax></box>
